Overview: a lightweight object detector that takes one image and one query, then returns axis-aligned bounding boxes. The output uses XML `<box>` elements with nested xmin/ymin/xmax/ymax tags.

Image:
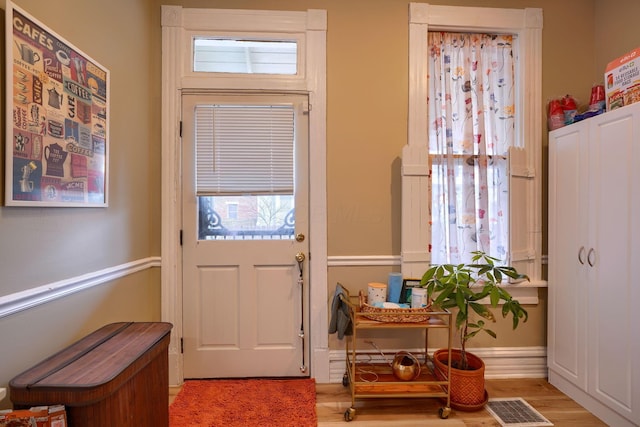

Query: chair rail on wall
<box><xmin>0</xmin><ymin>257</ymin><xmax>160</xmax><ymax>319</ymax></box>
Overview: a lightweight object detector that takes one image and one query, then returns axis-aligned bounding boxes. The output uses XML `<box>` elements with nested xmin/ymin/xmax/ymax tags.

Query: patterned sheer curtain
<box><xmin>428</xmin><ymin>32</ymin><xmax>516</xmax><ymax>265</ymax></box>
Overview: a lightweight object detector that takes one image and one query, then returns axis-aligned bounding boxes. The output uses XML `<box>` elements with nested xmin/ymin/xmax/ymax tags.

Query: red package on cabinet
<box><xmin>560</xmin><ymin>95</ymin><xmax>577</xmax><ymax>125</ymax></box>
<box><xmin>548</xmin><ymin>99</ymin><xmax>565</xmax><ymax>131</ymax></box>
<box><xmin>589</xmin><ymin>84</ymin><xmax>606</xmax><ymax>113</ymax></box>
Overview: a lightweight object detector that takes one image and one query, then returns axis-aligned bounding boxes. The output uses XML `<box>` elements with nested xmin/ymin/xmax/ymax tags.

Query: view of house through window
<box><xmin>199</xmin><ymin>195</ymin><xmax>294</xmax><ymax>240</ymax></box>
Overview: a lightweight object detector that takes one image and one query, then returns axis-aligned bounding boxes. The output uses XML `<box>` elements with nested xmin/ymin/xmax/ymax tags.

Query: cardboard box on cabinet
<box><xmin>605</xmin><ymin>47</ymin><xmax>640</xmax><ymax>111</ymax></box>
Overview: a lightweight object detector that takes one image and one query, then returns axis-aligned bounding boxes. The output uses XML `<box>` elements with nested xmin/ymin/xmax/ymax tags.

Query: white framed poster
<box><xmin>5</xmin><ymin>2</ymin><xmax>109</xmax><ymax>207</ymax></box>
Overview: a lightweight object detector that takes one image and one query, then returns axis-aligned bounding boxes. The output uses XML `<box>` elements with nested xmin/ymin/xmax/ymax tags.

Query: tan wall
<box><xmin>154</xmin><ymin>0</ymin><xmax>597</xmax><ymax>257</ymax></box>
<box><xmin>151</xmin><ymin>0</ymin><xmax>598</xmax><ymax>254</ymax></box>
<box><xmin>0</xmin><ymin>0</ymin><xmax>160</xmax><ymax>296</ymax></box>
<box><xmin>0</xmin><ymin>0</ymin><xmax>160</xmax><ymax>408</ymax></box>
<box><xmin>0</xmin><ymin>268</ymin><xmax>161</xmax><ymax>410</ymax></box>
<box><xmin>594</xmin><ymin>0</ymin><xmax>640</xmax><ymax>82</ymax></box>
<box><xmin>2</xmin><ymin>0</ymin><xmax>640</xmax><ymax>400</ymax></box>
<box><xmin>152</xmin><ymin>0</ymin><xmax>596</xmax><ymax>352</ymax></box>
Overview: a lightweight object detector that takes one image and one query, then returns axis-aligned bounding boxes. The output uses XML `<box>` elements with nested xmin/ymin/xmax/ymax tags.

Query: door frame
<box><xmin>160</xmin><ymin>6</ymin><xmax>329</xmax><ymax>385</ymax></box>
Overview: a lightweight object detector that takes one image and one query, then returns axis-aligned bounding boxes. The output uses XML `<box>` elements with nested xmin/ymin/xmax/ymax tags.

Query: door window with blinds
<box><xmin>194</xmin><ymin>101</ymin><xmax>299</xmax><ymax>240</ymax></box>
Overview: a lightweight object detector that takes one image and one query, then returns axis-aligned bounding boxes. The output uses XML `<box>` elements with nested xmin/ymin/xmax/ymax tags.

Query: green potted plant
<box><xmin>420</xmin><ymin>251</ymin><xmax>529</xmax><ymax>411</ymax></box>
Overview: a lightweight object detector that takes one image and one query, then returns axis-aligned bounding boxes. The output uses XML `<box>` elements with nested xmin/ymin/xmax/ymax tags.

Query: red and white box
<box><xmin>605</xmin><ymin>47</ymin><xmax>640</xmax><ymax>111</ymax></box>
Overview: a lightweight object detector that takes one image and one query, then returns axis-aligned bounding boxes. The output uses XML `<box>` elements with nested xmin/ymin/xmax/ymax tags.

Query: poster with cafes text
<box><xmin>5</xmin><ymin>2</ymin><xmax>109</xmax><ymax>206</ymax></box>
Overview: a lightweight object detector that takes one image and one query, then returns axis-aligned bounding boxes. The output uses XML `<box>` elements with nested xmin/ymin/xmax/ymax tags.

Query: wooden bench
<box><xmin>9</xmin><ymin>322</ymin><xmax>172</xmax><ymax>427</ymax></box>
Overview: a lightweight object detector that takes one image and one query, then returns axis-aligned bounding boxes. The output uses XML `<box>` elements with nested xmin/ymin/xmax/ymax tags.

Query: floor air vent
<box><xmin>485</xmin><ymin>398</ymin><xmax>554</xmax><ymax>427</ymax></box>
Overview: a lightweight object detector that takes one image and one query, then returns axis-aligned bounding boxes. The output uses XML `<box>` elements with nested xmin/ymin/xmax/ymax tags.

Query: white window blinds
<box><xmin>195</xmin><ymin>104</ymin><xmax>295</xmax><ymax>196</ymax></box>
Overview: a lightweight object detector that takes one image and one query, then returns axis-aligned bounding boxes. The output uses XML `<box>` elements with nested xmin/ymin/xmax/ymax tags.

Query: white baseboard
<box><xmin>328</xmin><ymin>346</ymin><xmax>547</xmax><ymax>383</ymax></box>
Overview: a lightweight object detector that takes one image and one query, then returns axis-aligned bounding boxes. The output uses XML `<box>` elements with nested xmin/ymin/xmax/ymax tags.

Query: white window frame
<box><xmin>226</xmin><ymin>201</ymin><xmax>239</xmax><ymax>220</ymax></box>
<box><xmin>402</xmin><ymin>4</ymin><xmax>544</xmax><ymax>300</ymax></box>
<box><xmin>161</xmin><ymin>6</ymin><xmax>328</xmax><ymax>385</ymax></box>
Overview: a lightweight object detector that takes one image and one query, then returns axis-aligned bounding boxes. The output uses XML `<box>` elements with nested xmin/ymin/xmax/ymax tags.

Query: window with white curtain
<box><xmin>402</xmin><ymin>4</ymin><xmax>543</xmax><ymax>284</ymax></box>
<box><xmin>428</xmin><ymin>32</ymin><xmax>515</xmax><ymax>265</ymax></box>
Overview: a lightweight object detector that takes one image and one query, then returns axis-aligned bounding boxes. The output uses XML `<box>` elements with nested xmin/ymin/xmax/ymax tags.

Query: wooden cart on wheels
<box><xmin>339</xmin><ymin>287</ymin><xmax>453</xmax><ymax>422</ymax></box>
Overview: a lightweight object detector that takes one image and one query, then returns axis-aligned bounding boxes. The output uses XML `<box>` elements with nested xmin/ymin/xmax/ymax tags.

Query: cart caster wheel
<box><xmin>344</xmin><ymin>407</ymin><xmax>356</xmax><ymax>422</ymax></box>
<box><xmin>439</xmin><ymin>406</ymin><xmax>451</xmax><ymax>419</ymax></box>
<box><xmin>342</xmin><ymin>373</ymin><xmax>349</xmax><ymax>387</ymax></box>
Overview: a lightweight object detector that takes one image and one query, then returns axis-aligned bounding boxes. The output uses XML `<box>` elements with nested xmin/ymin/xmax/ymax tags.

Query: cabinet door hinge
<box><xmin>179</xmin><ymin>229</ymin><xmax>183</xmax><ymax>246</ymax></box>
<box><xmin>180</xmin><ymin>337</ymin><xmax>184</xmax><ymax>353</ymax></box>
<box><xmin>179</xmin><ymin>121</ymin><xmax>183</xmax><ymax>137</ymax></box>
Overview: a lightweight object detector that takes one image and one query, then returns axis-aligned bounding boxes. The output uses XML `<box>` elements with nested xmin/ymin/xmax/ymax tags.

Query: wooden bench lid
<box><xmin>10</xmin><ymin>322</ymin><xmax>172</xmax><ymax>406</ymax></box>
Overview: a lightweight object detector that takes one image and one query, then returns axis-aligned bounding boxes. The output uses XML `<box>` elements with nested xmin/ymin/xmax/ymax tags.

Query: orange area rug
<box><xmin>169</xmin><ymin>378</ymin><xmax>318</xmax><ymax>427</ymax></box>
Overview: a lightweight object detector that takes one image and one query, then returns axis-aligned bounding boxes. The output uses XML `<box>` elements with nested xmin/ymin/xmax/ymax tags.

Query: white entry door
<box><xmin>181</xmin><ymin>93</ymin><xmax>310</xmax><ymax>378</ymax></box>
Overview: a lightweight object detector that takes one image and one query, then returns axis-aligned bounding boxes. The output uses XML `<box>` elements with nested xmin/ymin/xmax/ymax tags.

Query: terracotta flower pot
<box><xmin>433</xmin><ymin>348</ymin><xmax>488</xmax><ymax>411</ymax></box>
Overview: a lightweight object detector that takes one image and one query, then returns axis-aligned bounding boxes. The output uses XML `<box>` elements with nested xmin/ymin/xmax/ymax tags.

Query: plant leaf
<box><xmin>421</xmin><ymin>267</ymin><xmax>436</xmax><ymax>284</ymax></box>
<box><xmin>455</xmin><ymin>287</ymin><xmax>465</xmax><ymax>308</ymax></box>
<box><xmin>494</xmin><ymin>269</ymin><xmax>502</xmax><ymax>282</ymax></box>
<box><xmin>477</xmin><ymin>265</ymin><xmax>491</xmax><ymax>276</ymax></box>
<box><xmin>502</xmin><ymin>300</ymin><xmax>511</xmax><ymax>317</ymax></box>
<box><xmin>490</xmin><ymin>287</ymin><xmax>500</xmax><ymax>306</ymax></box>
<box><xmin>465</xmin><ymin>329</ymin><xmax>480</xmax><ymax>340</ymax></box>
<box><xmin>469</xmin><ymin>302</ymin><xmax>494</xmax><ymax>321</ymax></box>
<box><xmin>456</xmin><ymin>309</ymin><xmax>466</xmax><ymax>329</ymax></box>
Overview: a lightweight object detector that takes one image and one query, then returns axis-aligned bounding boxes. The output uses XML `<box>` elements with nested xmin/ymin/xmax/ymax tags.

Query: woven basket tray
<box><xmin>358</xmin><ymin>291</ymin><xmax>430</xmax><ymax>323</ymax></box>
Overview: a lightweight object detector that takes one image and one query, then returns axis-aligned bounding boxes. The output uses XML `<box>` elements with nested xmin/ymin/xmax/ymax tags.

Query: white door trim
<box><xmin>160</xmin><ymin>6</ymin><xmax>328</xmax><ymax>385</ymax></box>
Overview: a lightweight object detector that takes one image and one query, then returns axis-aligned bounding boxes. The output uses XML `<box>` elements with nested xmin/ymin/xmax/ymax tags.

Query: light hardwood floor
<box><xmin>170</xmin><ymin>378</ymin><xmax>608</xmax><ymax>426</ymax></box>
<box><xmin>316</xmin><ymin>378</ymin><xmax>607</xmax><ymax>426</ymax></box>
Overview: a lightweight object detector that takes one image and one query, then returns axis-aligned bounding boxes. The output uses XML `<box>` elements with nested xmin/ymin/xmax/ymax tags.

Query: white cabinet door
<box><xmin>586</xmin><ymin>107</ymin><xmax>640</xmax><ymax>424</ymax></box>
<box><xmin>549</xmin><ymin>104</ymin><xmax>640</xmax><ymax>427</ymax></box>
<box><xmin>548</xmin><ymin>121</ymin><xmax>589</xmax><ymax>391</ymax></box>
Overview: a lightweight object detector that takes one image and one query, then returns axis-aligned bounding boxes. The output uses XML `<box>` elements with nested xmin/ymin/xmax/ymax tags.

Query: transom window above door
<box><xmin>193</xmin><ymin>37</ymin><xmax>299</xmax><ymax>75</ymax></box>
